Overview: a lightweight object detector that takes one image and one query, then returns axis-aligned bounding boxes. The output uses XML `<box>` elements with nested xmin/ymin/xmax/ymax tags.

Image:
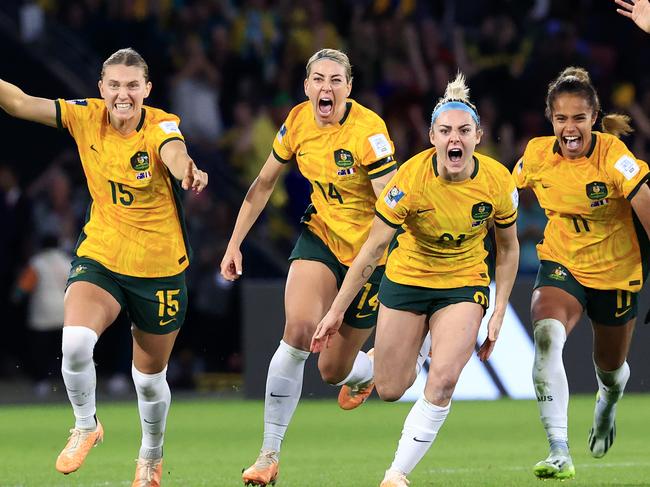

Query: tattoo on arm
<box><xmin>361</xmin><ymin>265</ymin><xmax>375</xmax><ymax>279</ymax></box>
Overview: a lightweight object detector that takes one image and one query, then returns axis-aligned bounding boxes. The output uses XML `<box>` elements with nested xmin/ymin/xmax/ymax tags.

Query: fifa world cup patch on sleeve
<box><xmin>66</xmin><ymin>99</ymin><xmax>88</xmax><ymax>106</ymax></box>
<box><xmin>277</xmin><ymin>124</ymin><xmax>287</xmax><ymax>142</ymax></box>
<box><xmin>159</xmin><ymin>121</ymin><xmax>181</xmax><ymax>134</ymax></box>
<box><xmin>384</xmin><ymin>186</ymin><xmax>405</xmax><ymax>208</ymax></box>
<box><xmin>368</xmin><ymin>134</ymin><xmax>392</xmax><ymax>158</ymax></box>
<box><xmin>614</xmin><ymin>155</ymin><xmax>640</xmax><ymax>180</ymax></box>
<box><xmin>511</xmin><ymin>188</ymin><xmax>519</xmax><ymax>209</ymax></box>
<box><xmin>516</xmin><ymin>159</ymin><xmax>523</xmax><ymax>173</ymax></box>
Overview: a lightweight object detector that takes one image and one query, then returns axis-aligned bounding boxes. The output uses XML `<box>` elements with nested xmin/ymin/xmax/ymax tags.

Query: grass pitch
<box><xmin>2</xmin><ymin>394</ymin><xmax>650</xmax><ymax>486</ymax></box>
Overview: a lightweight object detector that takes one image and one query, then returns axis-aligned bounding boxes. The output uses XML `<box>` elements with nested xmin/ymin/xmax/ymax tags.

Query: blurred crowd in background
<box><xmin>0</xmin><ymin>0</ymin><xmax>649</xmax><ymax>394</ymax></box>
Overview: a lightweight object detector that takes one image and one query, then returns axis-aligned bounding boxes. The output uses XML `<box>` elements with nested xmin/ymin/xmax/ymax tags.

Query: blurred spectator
<box><xmin>12</xmin><ymin>234</ymin><xmax>71</xmax><ymax>396</ymax></box>
<box><xmin>170</xmin><ymin>34</ymin><xmax>223</xmax><ymax>147</ymax></box>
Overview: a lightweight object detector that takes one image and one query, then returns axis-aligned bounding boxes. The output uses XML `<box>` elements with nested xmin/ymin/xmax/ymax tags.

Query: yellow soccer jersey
<box><xmin>272</xmin><ymin>99</ymin><xmax>397</xmax><ymax>266</ymax></box>
<box><xmin>513</xmin><ymin>132</ymin><xmax>650</xmax><ymax>291</ymax></box>
<box><xmin>376</xmin><ymin>149</ymin><xmax>518</xmax><ymax>289</ymax></box>
<box><xmin>56</xmin><ymin>98</ymin><xmax>190</xmax><ymax>277</ymax></box>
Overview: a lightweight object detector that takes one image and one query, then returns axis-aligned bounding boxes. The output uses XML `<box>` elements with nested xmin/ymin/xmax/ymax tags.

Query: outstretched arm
<box><xmin>0</xmin><ymin>79</ymin><xmax>57</xmax><ymax>127</ymax></box>
<box><xmin>614</xmin><ymin>0</ymin><xmax>650</xmax><ymax>33</ymax></box>
<box><xmin>310</xmin><ymin>216</ymin><xmax>397</xmax><ymax>352</ymax></box>
<box><xmin>220</xmin><ymin>151</ymin><xmax>285</xmax><ymax>281</ymax></box>
<box><xmin>159</xmin><ymin>139</ymin><xmax>208</xmax><ymax>192</ymax></box>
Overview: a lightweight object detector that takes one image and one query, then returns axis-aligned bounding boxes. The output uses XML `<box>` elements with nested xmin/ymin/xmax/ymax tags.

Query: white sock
<box><xmin>390</xmin><ymin>397</ymin><xmax>450</xmax><ymax>475</ymax></box>
<box><xmin>132</xmin><ymin>364</ymin><xmax>170</xmax><ymax>460</ymax></box>
<box><xmin>61</xmin><ymin>326</ymin><xmax>98</xmax><ymax>430</ymax></box>
<box><xmin>593</xmin><ymin>361</ymin><xmax>629</xmax><ymax>429</ymax></box>
<box><xmin>595</xmin><ymin>361</ymin><xmax>629</xmax><ymax>402</ymax></box>
<box><xmin>335</xmin><ymin>350</ymin><xmax>373</xmax><ymax>387</ymax></box>
<box><xmin>262</xmin><ymin>340</ymin><xmax>310</xmax><ymax>453</ymax></box>
<box><xmin>532</xmin><ymin>319</ymin><xmax>569</xmax><ymax>448</ymax></box>
<box><xmin>415</xmin><ymin>332</ymin><xmax>432</xmax><ymax>375</ymax></box>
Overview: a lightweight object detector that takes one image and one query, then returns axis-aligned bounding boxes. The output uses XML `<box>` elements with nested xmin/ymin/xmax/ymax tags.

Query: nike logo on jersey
<box><xmin>270</xmin><ymin>392</ymin><xmax>291</xmax><ymax>398</ymax></box>
<box><xmin>90</xmin><ymin>144</ymin><xmax>99</xmax><ymax>153</ymax></box>
<box><xmin>541</xmin><ymin>183</ymin><xmax>552</xmax><ymax>189</ymax></box>
<box><xmin>298</xmin><ymin>151</ymin><xmax>307</xmax><ymax>157</ymax></box>
<box><xmin>159</xmin><ymin>318</ymin><xmax>177</xmax><ymax>326</ymax></box>
<box><xmin>416</xmin><ymin>208</ymin><xmax>434</xmax><ymax>214</ymax></box>
<box><xmin>413</xmin><ymin>437</ymin><xmax>432</xmax><ymax>443</ymax></box>
<box><xmin>614</xmin><ymin>307</ymin><xmax>632</xmax><ymax>318</ymax></box>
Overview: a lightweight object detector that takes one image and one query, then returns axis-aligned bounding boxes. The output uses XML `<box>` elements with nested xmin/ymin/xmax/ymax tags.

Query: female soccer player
<box><xmin>514</xmin><ymin>67</ymin><xmax>650</xmax><ymax>480</ymax></box>
<box><xmin>615</xmin><ymin>0</ymin><xmax>650</xmax><ymax>33</ymax></box>
<box><xmin>0</xmin><ymin>48</ymin><xmax>208</xmax><ymax>486</ymax></box>
<box><xmin>220</xmin><ymin>48</ymin><xmax>410</xmax><ymax>486</ymax></box>
<box><xmin>312</xmin><ymin>73</ymin><xmax>520</xmax><ymax>487</ymax></box>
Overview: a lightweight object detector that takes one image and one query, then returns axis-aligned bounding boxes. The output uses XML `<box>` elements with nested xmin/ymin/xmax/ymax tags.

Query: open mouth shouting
<box><xmin>318</xmin><ymin>96</ymin><xmax>334</xmax><ymax>118</ymax></box>
<box><xmin>562</xmin><ymin>135</ymin><xmax>582</xmax><ymax>153</ymax></box>
<box><xmin>448</xmin><ymin>148</ymin><xmax>463</xmax><ymax>162</ymax></box>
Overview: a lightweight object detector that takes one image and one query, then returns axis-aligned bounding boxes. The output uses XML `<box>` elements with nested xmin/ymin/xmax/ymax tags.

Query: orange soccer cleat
<box><xmin>242</xmin><ymin>450</ymin><xmax>279</xmax><ymax>486</ymax></box>
<box><xmin>55</xmin><ymin>420</ymin><xmax>104</xmax><ymax>474</ymax></box>
<box><xmin>132</xmin><ymin>457</ymin><xmax>163</xmax><ymax>487</ymax></box>
<box><xmin>380</xmin><ymin>469</ymin><xmax>410</xmax><ymax>486</ymax></box>
<box><xmin>338</xmin><ymin>348</ymin><xmax>375</xmax><ymax>410</ymax></box>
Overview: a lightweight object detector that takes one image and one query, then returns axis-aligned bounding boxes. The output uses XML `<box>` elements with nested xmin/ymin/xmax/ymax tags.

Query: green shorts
<box><xmin>67</xmin><ymin>256</ymin><xmax>187</xmax><ymax>334</ymax></box>
<box><xmin>289</xmin><ymin>229</ymin><xmax>383</xmax><ymax>329</ymax></box>
<box><xmin>534</xmin><ymin>260</ymin><xmax>637</xmax><ymax>326</ymax></box>
<box><xmin>378</xmin><ymin>276</ymin><xmax>490</xmax><ymax>321</ymax></box>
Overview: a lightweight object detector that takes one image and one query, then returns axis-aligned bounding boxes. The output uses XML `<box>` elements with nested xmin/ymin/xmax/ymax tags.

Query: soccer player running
<box><xmin>614</xmin><ymin>0</ymin><xmax>650</xmax><ymax>33</ymax></box>
<box><xmin>0</xmin><ymin>48</ymin><xmax>208</xmax><ymax>486</ymax></box>
<box><xmin>514</xmin><ymin>67</ymin><xmax>650</xmax><ymax>480</ymax></box>
<box><xmin>221</xmin><ymin>48</ymin><xmax>415</xmax><ymax>486</ymax></box>
<box><xmin>312</xmin><ymin>73</ymin><xmax>520</xmax><ymax>487</ymax></box>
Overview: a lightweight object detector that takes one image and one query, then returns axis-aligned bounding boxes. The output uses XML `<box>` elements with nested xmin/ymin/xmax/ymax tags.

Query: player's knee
<box><xmin>533</xmin><ymin>319</ymin><xmax>566</xmax><ymax>354</ymax></box>
<box><xmin>318</xmin><ymin>361</ymin><xmax>347</xmax><ymax>385</ymax></box>
<box><xmin>376</xmin><ymin>381</ymin><xmax>407</xmax><ymax>402</ymax></box>
<box><xmin>61</xmin><ymin>326</ymin><xmax>98</xmax><ymax>370</ymax></box>
<box><xmin>283</xmin><ymin>319</ymin><xmax>316</xmax><ymax>351</ymax></box>
<box><xmin>425</xmin><ymin>374</ymin><xmax>457</xmax><ymax>404</ymax></box>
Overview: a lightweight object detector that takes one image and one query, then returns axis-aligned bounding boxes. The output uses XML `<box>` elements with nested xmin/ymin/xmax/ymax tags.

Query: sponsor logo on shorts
<box><xmin>69</xmin><ymin>264</ymin><xmax>88</xmax><ymax>278</ymax></box>
<box><xmin>548</xmin><ymin>266</ymin><xmax>567</xmax><ymax>281</ymax></box>
<box><xmin>355</xmin><ymin>311</ymin><xmax>374</xmax><ymax>319</ymax></box>
<box><xmin>159</xmin><ymin>318</ymin><xmax>177</xmax><ymax>326</ymax></box>
<box><xmin>614</xmin><ymin>307</ymin><xmax>632</xmax><ymax>318</ymax></box>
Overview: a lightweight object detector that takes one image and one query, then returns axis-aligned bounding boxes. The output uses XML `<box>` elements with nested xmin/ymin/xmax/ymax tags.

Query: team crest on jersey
<box><xmin>585</xmin><ymin>181</ymin><xmax>608</xmax><ymax>200</ymax></box>
<box><xmin>334</xmin><ymin>149</ymin><xmax>354</xmax><ymax>168</ymax></box>
<box><xmin>69</xmin><ymin>264</ymin><xmax>87</xmax><ymax>278</ymax></box>
<box><xmin>384</xmin><ymin>185</ymin><xmax>405</xmax><ymax>208</ymax></box>
<box><xmin>549</xmin><ymin>266</ymin><xmax>567</xmax><ymax>281</ymax></box>
<box><xmin>471</xmin><ymin>202</ymin><xmax>492</xmax><ymax>222</ymax></box>
<box><xmin>130</xmin><ymin>151</ymin><xmax>150</xmax><ymax>171</ymax></box>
